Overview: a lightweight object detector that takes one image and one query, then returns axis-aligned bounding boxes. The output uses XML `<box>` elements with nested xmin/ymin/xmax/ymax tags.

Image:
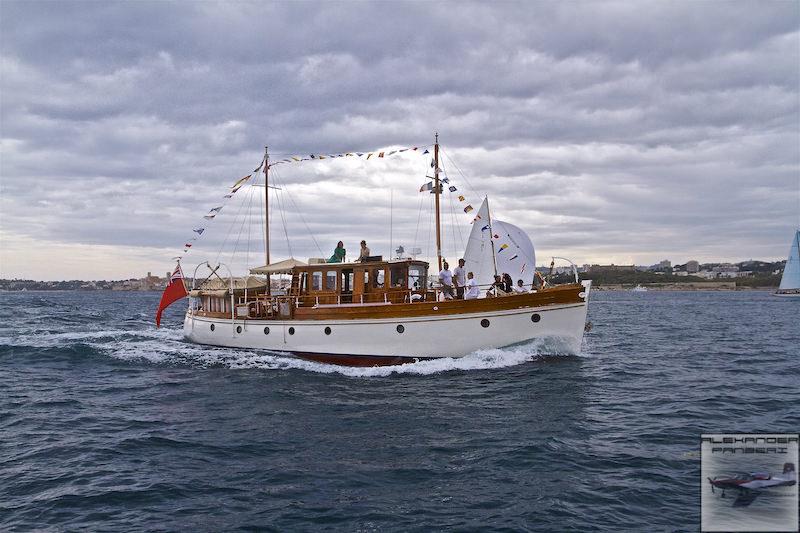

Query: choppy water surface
<box><xmin>1</xmin><ymin>290</ymin><xmax>798</xmax><ymax>531</ymax></box>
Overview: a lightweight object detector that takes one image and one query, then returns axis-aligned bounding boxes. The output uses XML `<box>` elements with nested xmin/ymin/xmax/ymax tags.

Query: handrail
<box><xmin>551</xmin><ymin>256</ymin><xmax>580</xmax><ymax>283</ymax></box>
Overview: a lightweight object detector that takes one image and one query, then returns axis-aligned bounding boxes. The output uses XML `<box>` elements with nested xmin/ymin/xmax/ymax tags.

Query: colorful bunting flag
<box><xmin>463</xmin><ymin>205</ymin><xmax>473</xmax><ymax>213</ymax></box>
<box><xmin>231</xmin><ymin>175</ymin><xmax>252</xmax><ymax>190</ymax></box>
<box><xmin>449</xmin><ymin>185</ymin><xmax>457</xmax><ymax>192</ymax></box>
<box><xmin>498</xmin><ymin>244</ymin><xmax>509</xmax><ymax>252</ymax></box>
<box><xmin>458</xmin><ymin>195</ymin><xmax>465</xmax><ymax>201</ymax></box>
<box><xmin>378</xmin><ymin>152</ymin><xmax>385</xmax><ymax>158</ymax></box>
<box><xmin>420</xmin><ymin>182</ymin><xmax>434</xmax><ymax>192</ymax></box>
<box><xmin>509</xmin><ymin>254</ymin><xmax>518</xmax><ymax>261</ymax></box>
<box><xmin>481</xmin><ymin>224</ymin><xmax>490</xmax><ymax>232</ymax></box>
<box><xmin>193</xmin><ymin>228</ymin><xmax>204</xmax><ymax>235</ymax></box>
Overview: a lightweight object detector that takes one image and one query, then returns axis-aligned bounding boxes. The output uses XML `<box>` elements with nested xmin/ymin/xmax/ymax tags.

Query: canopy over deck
<box><xmin>250</xmin><ymin>258</ymin><xmax>308</xmax><ymax>275</ymax></box>
<box><xmin>189</xmin><ymin>275</ymin><xmax>268</xmax><ymax>297</ymax></box>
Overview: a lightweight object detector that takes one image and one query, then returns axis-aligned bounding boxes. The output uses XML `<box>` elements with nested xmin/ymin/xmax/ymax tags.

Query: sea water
<box><xmin>1</xmin><ymin>290</ymin><xmax>798</xmax><ymax>531</ymax></box>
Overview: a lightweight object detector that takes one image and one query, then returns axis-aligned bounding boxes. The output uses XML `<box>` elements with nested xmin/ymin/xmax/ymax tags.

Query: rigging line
<box><xmin>271</xmin><ymin>168</ymin><xmax>325</xmax><ymax>257</ymax></box>
<box><xmin>440</xmin><ymin>148</ymin><xmax>483</xmax><ymax>204</ymax></box>
<box><xmin>229</xmin><ymin>183</ymin><xmax>256</xmax><ymax>268</ymax></box>
<box><xmin>445</xmin><ymin>180</ymin><xmax>463</xmax><ymax>259</ymax></box>
<box><xmin>275</xmin><ymin>185</ymin><xmax>293</xmax><ymax>257</ymax></box>
<box><xmin>412</xmin><ymin>188</ymin><xmax>426</xmax><ymax>251</ymax></box>
<box><xmin>259</xmin><ymin>168</ymin><xmax>266</xmax><ymax>265</ymax></box>
<box><xmin>426</xmin><ymin>191</ymin><xmax>434</xmax><ymax>266</ymax></box>
<box><xmin>214</xmin><ymin>178</ymin><xmax>257</xmax><ymax>266</ymax></box>
<box><xmin>441</xmin><ymin>160</ymin><xmax>466</xmax><ymax>254</ymax></box>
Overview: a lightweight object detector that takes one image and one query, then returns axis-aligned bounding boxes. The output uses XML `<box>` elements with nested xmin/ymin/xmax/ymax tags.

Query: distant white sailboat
<box><xmin>631</xmin><ymin>284</ymin><xmax>647</xmax><ymax>292</ymax></box>
<box><xmin>775</xmin><ymin>229</ymin><xmax>800</xmax><ymax>297</ymax></box>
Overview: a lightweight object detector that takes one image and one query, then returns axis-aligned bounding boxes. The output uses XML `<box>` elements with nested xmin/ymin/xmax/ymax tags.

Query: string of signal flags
<box><xmin>176</xmin><ymin>144</ymin><xmax>481</xmax><ymax>258</ymax></box>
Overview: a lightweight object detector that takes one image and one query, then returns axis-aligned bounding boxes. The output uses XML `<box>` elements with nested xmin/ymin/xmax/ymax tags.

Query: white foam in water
<box><xmin>6</xmin><ymin>325</ymin><xmax>579</xmax><ymax>377</ymax></box>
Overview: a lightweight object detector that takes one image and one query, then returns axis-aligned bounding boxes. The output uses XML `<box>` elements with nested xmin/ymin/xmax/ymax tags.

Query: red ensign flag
<box><xmin>155</xmin><ymin>263</ymin><xmax>188</xmax><ymax>327</ymax></box>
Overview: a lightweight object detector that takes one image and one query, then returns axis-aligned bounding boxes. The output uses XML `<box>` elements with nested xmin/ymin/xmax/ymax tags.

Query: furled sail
<box><xmin>779</xmin><ymin>229</ymin><xmax>800</xmax><ymax>290</ymax></box>
<box><xmin>463</xmin><ymin>197</ymin><xmax>536</xmax><ymax>288</ymax></box>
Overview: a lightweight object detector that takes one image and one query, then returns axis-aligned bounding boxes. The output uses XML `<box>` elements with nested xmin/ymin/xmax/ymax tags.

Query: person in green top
<box><xmin>328</xmin><ymin>241</ymin><xmax>346</xmax><ymax>263</ymax></box>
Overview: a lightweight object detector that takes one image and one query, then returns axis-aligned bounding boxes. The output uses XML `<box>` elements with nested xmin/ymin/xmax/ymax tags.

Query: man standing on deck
<box><xmin>439</xmin><ymin>261</ymin><xmax>455</xmax><ymax>300</ymax></box>
<box><xmin>453</xmin><ymin>258</ymin><xmax>467</xmax><ymax>299</ymax></box>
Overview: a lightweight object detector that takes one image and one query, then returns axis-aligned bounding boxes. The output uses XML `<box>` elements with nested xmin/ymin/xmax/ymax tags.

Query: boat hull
<box><xmin>182</xmin><ymin>283</ymin><xmax>591</xmax><ymax>366</ymax></box>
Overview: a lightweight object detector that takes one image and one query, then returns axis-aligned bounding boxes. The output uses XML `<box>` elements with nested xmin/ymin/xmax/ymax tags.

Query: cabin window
<box><xmin>390</xmin><ymin>265</ymin><xmax>406</xmax><ymax>288</ymax></box>
<box><xmin>311</xmin><ymin>271</ymin><xmax>322</xmax><ymax>291</ymax></box>
<box><xmin>363</xmin><ymin>270</ymin><xmax>370</xmax><ymax>286</ymax></box>
<box><xmin>373</xmin><ymin>268</ymin><xmax>385</xmax><ymax>288</ymax></box>
<box><xmin>409</xmin><ymin>265</ymin><xmax>426</xmax><ymax>290</ymax></box>
<box><xmin>326</xmin><ymin>271</ymin><xmax>337</xmax><ymax>291</ymax></box>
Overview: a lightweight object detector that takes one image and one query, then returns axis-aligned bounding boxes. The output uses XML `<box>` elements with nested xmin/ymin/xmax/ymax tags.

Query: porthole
<box><xmin>324</xmin><ymin>327</ymin><xmax>331</xmax><ymax>335</ymax></box>
<box><xmin>263</xmin><ymin>326</ymin><xmax>270</xmax><ymax>335</ymax></box>
<box><xmin>210</xmin><ymin>324</ymin><xmax>215</xmax><ymax>332</ymax></box>
<box><xmin>236</xmin><ymin>325</ymin><xmax>242</xmax><ymax>333</ymax></box>
<box><xmin>288</xmin><ymin>327</ymin><xmax>295</xmax><ymax>335</ymax></box>
<box><xmin>396</xmin><ymin>324</ymin><xmax>405</xmax><ymax>334</ymax></box>
<box><xmin>481</xmin><ymin>319</ymin><xmax>490</xmax><ymax>328</ymax></box>
<box><xmin>531</xmin><ymin>313</ymin><xmax>541</xmax><ymax>323</ymax></box>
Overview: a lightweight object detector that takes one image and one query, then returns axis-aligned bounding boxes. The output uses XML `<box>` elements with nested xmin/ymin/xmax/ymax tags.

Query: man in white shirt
<box><xmin>453</xmin><ymin>258</ymin><xmax>467</xmax><ymax>299</ymax></box>
<box><xmin>514</xmin><ymin>279</ymin><xmax>527</xmax><ymax>293</ymax></box>
<box><xmin>438</xmin><ymin>261</ymin><xmax>454</xmax><ymax>300</ymax></box>
<box><xmin>465</xmin><ymin>271</ymin><xmax>480</xmax><ymax>300</ymax></box>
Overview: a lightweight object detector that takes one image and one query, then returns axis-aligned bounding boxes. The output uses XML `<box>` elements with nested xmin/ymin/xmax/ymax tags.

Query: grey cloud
<box><xmin>1</xmin><ymin>1</ymin><xmax>798</xmax><ymax>279</ymax></box>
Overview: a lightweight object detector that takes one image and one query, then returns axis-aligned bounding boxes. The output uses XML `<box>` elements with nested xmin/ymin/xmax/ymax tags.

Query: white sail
<box><xmin>779</xmin><ymin>229</ymin><xmax>800</xmax><ymax>290</ymax></box>
<box><xmin>463</xmin><ymin>197</ymin><xmax>536</xmax><ymax>288</ymax></box>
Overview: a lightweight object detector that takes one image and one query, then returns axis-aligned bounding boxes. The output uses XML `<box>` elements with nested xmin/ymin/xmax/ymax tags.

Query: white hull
<box><xmin>183</xmin><ymin>290</ymin><xmax>590</xmax><ymax>363</ymax></box>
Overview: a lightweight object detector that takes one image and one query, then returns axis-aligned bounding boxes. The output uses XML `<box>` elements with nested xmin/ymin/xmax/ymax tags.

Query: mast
<box><xmin>264</xmin><ymin>146</ymin><xmax>271</xmax><ymax>295</ymax></box>
<box><xmin>484</xmin><ymin>195</ymin><xmax>499</xmax><ymax>278</ymax></box>
<box><xmin>434</xmin><ymin>133</ymin><xmax>442</xmax><ymax>271</ymax></box>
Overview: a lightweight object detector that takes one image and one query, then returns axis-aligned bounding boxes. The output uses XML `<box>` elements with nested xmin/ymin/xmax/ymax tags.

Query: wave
<box><xmin>2</xmin><ymin>325</ymin><xmax>584</xmax><ymax>377</ymax></box>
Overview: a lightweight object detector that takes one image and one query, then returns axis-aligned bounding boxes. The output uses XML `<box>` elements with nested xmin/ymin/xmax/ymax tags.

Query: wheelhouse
<box><xmin>290</xmin><ymin>259</ymin><xmax>430</xmax><ymax>306</ymax></box>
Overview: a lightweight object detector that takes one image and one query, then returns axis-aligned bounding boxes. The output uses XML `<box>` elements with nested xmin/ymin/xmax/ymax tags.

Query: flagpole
<box><xmin>264</xmin><ymin>146</ymin><xmax>271</xmax><ymax>296</ymax></box>
<box><xmin>434</xmin><ymin>132</ymin><xmax>442</xmax><ymax>271</ymax></box>
<box><xmin>485</xmin><ymin>196</ymin><xmax>499</xmax><ymax>279</ymax></box>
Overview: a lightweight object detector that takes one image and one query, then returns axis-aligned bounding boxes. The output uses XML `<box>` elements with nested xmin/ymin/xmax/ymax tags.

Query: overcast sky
<box><xmin>1</xmin><ymin>1</ymin><xmax>798</xmax><ymax>280</ymax></box>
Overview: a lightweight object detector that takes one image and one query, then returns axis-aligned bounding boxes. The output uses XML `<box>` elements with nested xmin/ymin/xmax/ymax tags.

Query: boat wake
<box><xmin>3</xmin><ymin>326</ymin><xmax>582</xmax><ymax>377</ymax></box>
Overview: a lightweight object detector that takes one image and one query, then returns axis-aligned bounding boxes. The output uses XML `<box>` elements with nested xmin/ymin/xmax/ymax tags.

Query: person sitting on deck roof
<box><xmin>327</xmin><ymin>241</ymin><xmax>346</xmax><ymax>263</ymax></box>
<box><xmin>358</xmin><ymin>240</ymin><xmax>370</xmax><ymax>262</ymax></box>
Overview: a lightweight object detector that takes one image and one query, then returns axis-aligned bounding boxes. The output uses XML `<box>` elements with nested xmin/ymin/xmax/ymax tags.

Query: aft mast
<box><xmin>434</xmin><ymin>133</ymin><xmax>442</xmax><ymax>271</ymax></box>
<box><xmin>264</xmin><ymin>146</ymin><xmax>271</xmax><ymax>295</ymax></box>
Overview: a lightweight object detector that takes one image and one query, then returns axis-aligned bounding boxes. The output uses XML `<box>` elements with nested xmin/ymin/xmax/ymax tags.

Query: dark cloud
<box><xmin>1</xmin><ymin>1</ymin><xmax>798</xmax><ymax>279</ymax></box>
